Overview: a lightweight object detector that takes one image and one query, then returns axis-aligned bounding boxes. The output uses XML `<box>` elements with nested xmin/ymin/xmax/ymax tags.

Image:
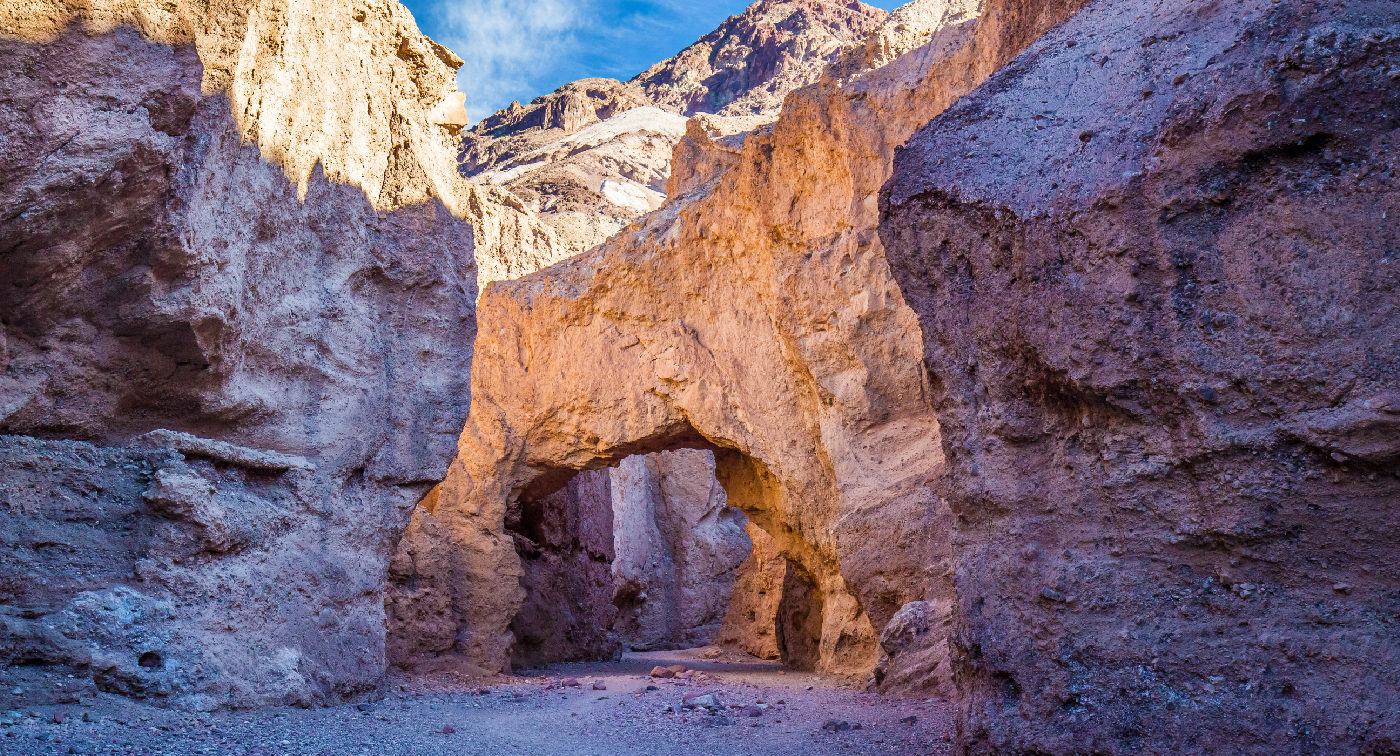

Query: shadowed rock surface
<box><xmin>0</xmin><ymin>0</ymin><xmax>533</xmax><ymax>708</ymax></box>
<box><xmin>882</xmin><ymin>0</ymin><xmax>1400</xmax><ymax>750</ymax></box>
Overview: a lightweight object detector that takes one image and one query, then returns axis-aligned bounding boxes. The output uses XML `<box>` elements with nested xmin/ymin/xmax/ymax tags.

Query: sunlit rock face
<box><xmin>0</xmin><ymin>0</ymin><xmax>550</xmax><ymax>709</ymax></box>
<box><xmin>882</xmin><ymin>0</ymin><xmax>1400</xmax><ymax>751</ymax></box>
<box><xmin>423</xmin><ymin>0</ymin><xmax>900</xmax><ymax>665</ymax></box>
<box><xmin>458</xmin><ymin>0</ymin><xmax>889</xmax><ymax>267</ymax></box>
<box><xmin>389</xmin><ymin>0</ymin><xmax>1087</xmax><ymax>694</ymax></box>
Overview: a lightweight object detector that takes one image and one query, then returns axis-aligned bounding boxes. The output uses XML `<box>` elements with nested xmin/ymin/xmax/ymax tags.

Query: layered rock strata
<box><xmin>0</xmin><ymin>0</ymin><xmax>548</xmax><ymax>708</ymax></box>
<box><xmin>393</xmin><ymin>0</ymin><xmax>1087</xmax><ymax>691</ymax></box>
<box><xmin>882</xmin><ymin>0</ymin><xmax>1400</xmax><ymax>751</ymax></box>
<box><xmin>459</xmin><ymin>0</ymin><xmax>887</xmax><ymax>262</ymax></box>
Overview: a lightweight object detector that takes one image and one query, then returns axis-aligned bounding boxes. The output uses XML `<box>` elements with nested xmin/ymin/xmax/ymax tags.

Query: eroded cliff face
<box><xmin>0</xmin><ymin>0</ymin><xmax>547</xmax><ymax>709</ymax></box>
<box><xmin>459</xmin><ymin>0</ymin><xmax>887</xmax><ymax>265</ymax></box>
<box><xmin>392</xmin><ymin>0</ymin><xmax>1086</xmax><ymax>692</ymax></box>
<box><xmin>881</xmin><ymin>0</ymin><xmax>1400</xmax><ymax>751</ymax></box>
<box><xmin>610</xmin><ymin>450</ymin><xmax>754</xmax><ymax>653</ymax></box>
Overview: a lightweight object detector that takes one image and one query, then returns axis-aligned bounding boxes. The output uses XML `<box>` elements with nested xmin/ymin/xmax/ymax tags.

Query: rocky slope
<box><xmin>882</xmin><ymin>0</ymin><xmax>1400</xmax><ymax>750</ymax></box>
<box><xmin>392</xmin><ymin>0</ymin><xmax>1085</xmax><ymax>692</ymax></box>
<box><xmin>459</xmin><ymin>0</ymin><xmax>887</xmax><ymax>260</ymax></box>
<box><xmin>633</xmin><ymin>0</ymin><xmax>888</xmax><ymax>118</ymax></box>
<box><xmin>0</xmin><ymin>0</ymin><xmax>552</xmax><ymax>709</ymax></box>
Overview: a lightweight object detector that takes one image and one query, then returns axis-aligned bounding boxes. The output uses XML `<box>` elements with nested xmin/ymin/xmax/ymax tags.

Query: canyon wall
<box><xmin>0</xmin><ymin>0</ymin><xmax>551</xmax><ymax>708</ymax></box>
<box><xmin>5</xmin><ymin>0</ymin><xmax>1394</xmax><ymax>750</ymax></box>
<box><xmin>609</xmin><ymin>450</ymin><xmax>754</xmax><ymax>653</ymax></box>
<box><xmin>393</xmin><ymin>0</ymin><xmax>1087</xmax><ymax>691</ymax></box>
<box><xmin>882</xmin><ymin>0</ymin><xmax>1400</xmax><ymax>751</ymax></box>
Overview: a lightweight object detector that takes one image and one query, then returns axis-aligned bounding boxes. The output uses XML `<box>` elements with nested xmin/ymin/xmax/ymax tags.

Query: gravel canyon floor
<box><xmin>0</xmin><ymin>649</ymin><xmax>954</xmax><ymax>755</ymax></box>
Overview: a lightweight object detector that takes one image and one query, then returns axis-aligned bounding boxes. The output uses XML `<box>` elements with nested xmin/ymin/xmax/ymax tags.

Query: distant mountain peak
<box><xmin>633</xmin><ymin>0</ymin><xmax>888</xmax><ymax>118</ymax></box>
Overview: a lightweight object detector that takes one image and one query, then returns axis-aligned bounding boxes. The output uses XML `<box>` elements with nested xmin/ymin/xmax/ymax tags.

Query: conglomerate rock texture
<box><xmin>881</xmin><ymin>0</ymin><xmax>1400</xmax><ymax>751</ymax></box>
<box><xmin>393</xmin><ymin>0</ymin><xmax>1087</xmax><ymax>693</ymax></box>
<box><xmin>0</xmin><ymin>0</ymin><xmax>549</xmax><ymax>709</ymax></box>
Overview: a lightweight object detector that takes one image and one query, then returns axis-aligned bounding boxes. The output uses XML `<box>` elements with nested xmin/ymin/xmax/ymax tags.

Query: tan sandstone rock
<box><xmin>716</xmin><ymin>523</ymin><xmax>786</xmax><ymax>660</ymax></box>
<box><xmin>415</xmin><ymin>0</ymin><xmax>903</xmax><ymax>663</ymax></box>
<box><xmin>393</xmin><ymin>0</ymin><xmax>1086</xmax><ymax>688</ymax></box>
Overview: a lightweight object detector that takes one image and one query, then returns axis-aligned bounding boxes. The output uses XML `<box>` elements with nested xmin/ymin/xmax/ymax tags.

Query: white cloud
<box><xmin>432</xmin><ymin>0</ymin><xmax>592</xmax><ymax>123</ymax></box>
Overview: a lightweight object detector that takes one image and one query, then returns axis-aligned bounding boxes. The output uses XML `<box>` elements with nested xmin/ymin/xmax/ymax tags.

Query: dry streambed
<box><xmin>0</xmin><ymin>649</ymin><xmax>954</xmax><ymax>755</ymax></box>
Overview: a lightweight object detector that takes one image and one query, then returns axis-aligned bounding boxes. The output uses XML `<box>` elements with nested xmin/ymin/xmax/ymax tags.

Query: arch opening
<box><xmin>502</xmin><ymin>445</ymin><xmax>820</xmax><ymax>673</ymax></box>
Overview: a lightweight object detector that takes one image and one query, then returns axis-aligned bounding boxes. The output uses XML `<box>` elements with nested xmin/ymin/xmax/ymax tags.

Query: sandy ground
<box><xmin>0</xmin><ymin>648</ymin><xmax>956</xmax><ymax>755</ymax></box>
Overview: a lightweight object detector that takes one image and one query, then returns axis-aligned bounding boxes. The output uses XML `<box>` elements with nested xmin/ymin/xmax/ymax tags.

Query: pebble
<box><xmin>681</xmin><ymin>691</ymin><xmax>722</xmax><ymax>710</ymax></box>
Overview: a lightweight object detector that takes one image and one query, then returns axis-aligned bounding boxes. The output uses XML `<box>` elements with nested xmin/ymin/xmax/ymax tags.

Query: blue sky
<box><xmin>400</xmin><ymin>0</ymin><xmax>901</xmax><ymax>123</ymax></box>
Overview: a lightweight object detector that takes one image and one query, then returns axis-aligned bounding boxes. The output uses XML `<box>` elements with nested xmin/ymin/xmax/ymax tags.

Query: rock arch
<box><xmin>383</xmin><ymin>0</ymin><xmax>1093</xmax><ymax>690</ymax></box>
<box><xmin>382</xmin><ymin>161</ymin><xmax>952</xmax><ymax>680</ymax></box>
<box><xmin>385</xmin><ymin>288</ymin><xmax>926</xmax><ymax>679</ymax></box>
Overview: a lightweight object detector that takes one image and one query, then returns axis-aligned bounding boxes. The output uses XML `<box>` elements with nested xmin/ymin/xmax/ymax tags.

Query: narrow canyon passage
<box><xmin>4</xmin><ymin>0</ymin><xmax>1397</xmax><ymax>751</ymax></box>
<box><xmin>392</xmin><ymin>447</ymin><xmax>842</xmax><ymax>677</ymax></box>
